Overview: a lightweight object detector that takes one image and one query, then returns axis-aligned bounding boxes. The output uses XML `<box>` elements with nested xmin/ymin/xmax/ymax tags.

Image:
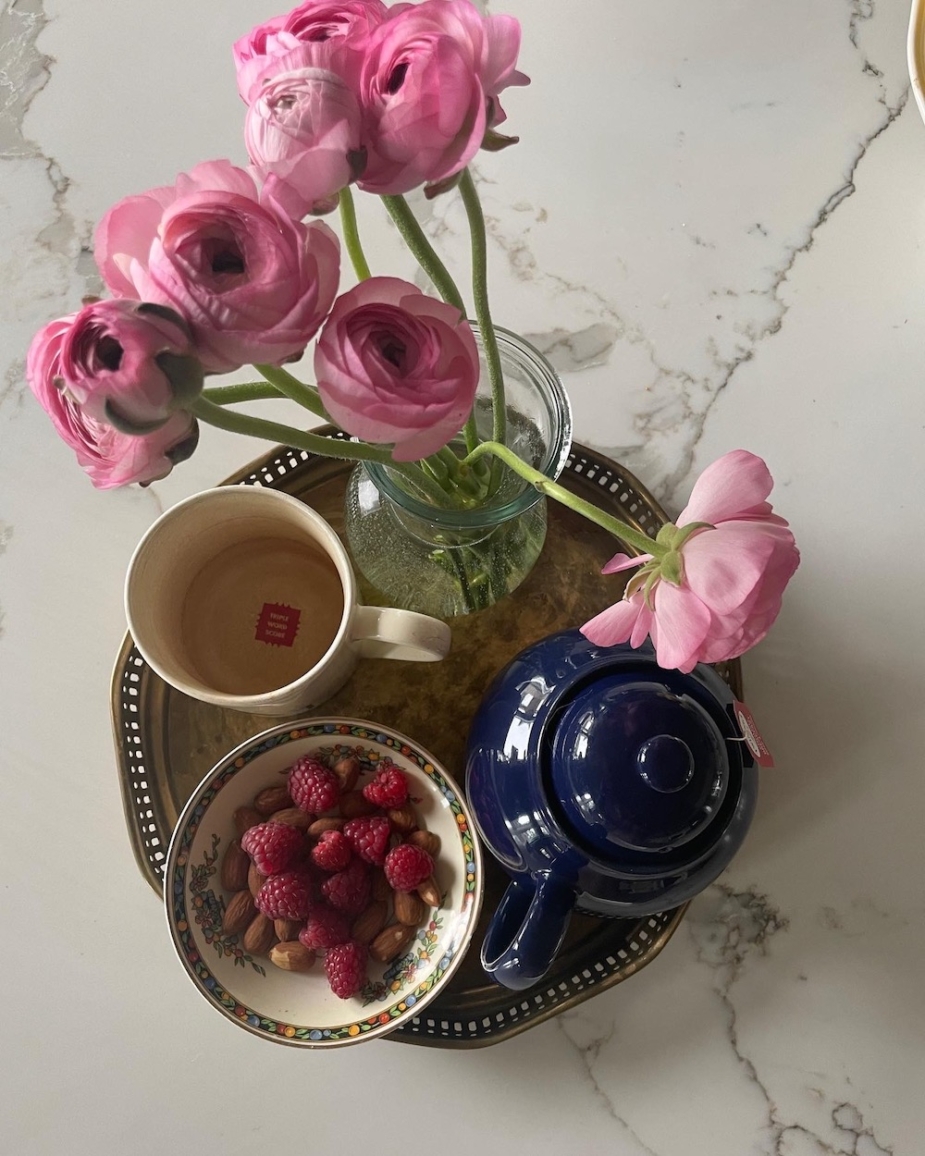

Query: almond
<box><xmin>233</xmin><ymin>806</ymin><xmax>262</xmax><ymax>837</ymax></box>
<box><xmin>269</xmin><ymin>807</ymin><xmax>313</xmax><ymax>829</ymax></box>
<box><xmin>248</xmin><ymin>862</ymin><xmax>267</xmax><ymax>898</ymax></box>
<box><xmin>394</xmin><ymin>890</ymin><xmax>425</xmax><ymax>927</ymax></box>
<box><xmin>332</xmin><ymin>755</ymin><xmax>360</xmax><ymax>793</ymax></box>
<box><xmin>340</xmin><ymin>789</ymin><xmax>376</xmax><ymax>818</ymax></box>
<box><xmin>407</xmin><ymin>829</ymin><xmax>440</xmax><ymax>858</ymax></box>
<box><xmin>222</xmin><ymin>890</ymin><xmax>256</xmax><ymax>935</ymax></box>
<box><xmin>369</xmin><ymin>923</ymin><xmax>415</xmax><ymax>964</ymax></box>
<box><xmin>386</xmin><ymin>804</ymin><xmax>418</xmax><ymax>833</ymax></box>
<box><xmin>242</xmin><ymin>913</ymin><xmax>276</xmax><ymax>955</ymax></box>
<box><xmin>254</xmin><ymin>785</ymin><xmax>293</xmax><ymax>816</ymax></box>
<box><xmin>269</xmin><ymin>941</ymin><xmax>316</xmax><ymax>972</ymax></box>
<box><xmin>352</xmin><ymin>901</ymin><xmax>388</xmax><ymax>945</ymax></box>
<box><xmin>371</xmin><ymin>870</ymin><xmax>391</xmax><ymax>902</ymax></box>
<box><xmin>220</xmin><ymin>839</ymin><xmax>250</xmax><ymax>892</ymax></box>
<box><xmin>416</xmin><ymin>876</ymin><xmax>442</xmax><ymax>908</ymax></box>
<box><xmin>308</xmin><ymin>817</ymin><xmax>344</xmax><ymax>837</ymax></box>
<box><xmin>274</xmin><ymin>918</ymin><xmax>303</xmax><ymax>942</ymax></box>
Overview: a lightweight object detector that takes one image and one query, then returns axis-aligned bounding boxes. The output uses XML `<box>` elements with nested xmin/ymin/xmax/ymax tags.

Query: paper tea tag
<box><xmin>733</xmin><ymin>699</ymin><xmax>775</xmax><ymax>767</ymax></box>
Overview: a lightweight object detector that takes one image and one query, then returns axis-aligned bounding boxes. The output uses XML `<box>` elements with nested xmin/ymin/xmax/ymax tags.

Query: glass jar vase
<box><xmin>343</xmin><ymin>327</ymin><xmax>573</xmax><ymax>617</ymax></box>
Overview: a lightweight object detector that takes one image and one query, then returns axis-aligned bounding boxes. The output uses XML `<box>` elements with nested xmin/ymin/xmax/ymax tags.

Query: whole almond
<box><xmin>340</xmin><ymin>790</ymin><xmax>376</xmax><ymax>819</ymax></box>
<box><xmin>269</xmin><ymin>941</ymin><xmax>316</xmax><ymax>972</ymax></box>
<box><xmin>274</xmin><ymin>918</ymin><xmax>303</xmax><ymax>942</ymax></box>
<box><xmin>248</xmin><ymin>862</ymin><xmax>267</xmax><ymax>898</ymax></box>
<box><xmin>394</xmin><ymin>890</ymin><xmax>425</xmax><ymax>927</ymax></box>
<box><xmin>242</xmin><ymin>913</ymin><xmax>276</xmax><ymax>955</ymax></box>
<box><xmin>233</xmin><ymin>806</ymin><xmax>262</xmax><ymax>837</ymax></box>
<box><xmin>308</xmin><ymin>817</ymin><xmax>344</xmax><ymax>837</ymax></box>
<box><xmin>407</xmin><ymin>829</ymin><xmax>440</xmax><ymax>857</ymax></box>
<box><xmin>417</xmin><ymin>876</ymin><xmax>442</xmax><ymax>908</ymax></box>
<box><xmin>222</xmin><ymin>890</ymin><xmax>257</xmax><ymax>935</ymax></box>
<box><xmin>220</xmin><ymin>840</ymin><xmax>250</xmax><ymax>892</ymax></box>
<box><xmin>269</xmin><ymin>807</ymin><xmax>313</xmax><ymax>829</ymax></box>
<box><xmin>369</xmin><ymin>923</ymin><xmax>415</xmax><ymax>964</ymax></box>
<box><xmin>371</xmin><ymin>870</ymin><xmax>391</xmax><ymax>902</ymax></box>
<box><xmin>332</xmin><ymin>755</ymin><xmax>360</xmax><ymax>793</ymax></box>
<box><xmin>386</xmin><ymin>804</ymin><xmax>418</xmax><ymax>833</ymax></box>
<box><xmin>254</xmin><ymin>785</ymin><xmax>292</xmax><ymax>816</ymax></box>
<box><xmin>352</xmin><ymin>900</ymin><xmax>388</xmax><ymax>945</ymax></box>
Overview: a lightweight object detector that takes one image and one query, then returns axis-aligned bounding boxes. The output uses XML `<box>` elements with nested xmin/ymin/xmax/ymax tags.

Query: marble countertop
<box><xmin>2</xmin><ymin>0</ymin><xmax>924</xmax><ymax>1152</ymax></box>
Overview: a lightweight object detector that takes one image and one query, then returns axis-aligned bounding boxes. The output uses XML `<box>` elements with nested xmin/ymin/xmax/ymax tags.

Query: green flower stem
<box><xmin>462</xmin><ymin>440</ymin><xmax>666</xmax><ymax>557</ymax></box>
<box><xmin>201</xmin><ymin>382</ymin><xmax>284</xmax><ymax>405</ymax></box>
<box><xmin>459</xmin><ymin>169</ymin><xmax>506</xmax><ymax>447</ymax></box>
<box><xmin>190</xmin><ymin>396</ymin><xmax>449</xmax><ymax>506</ymax></box>
<box><xmin>254</xmin><ymin>363</ymin><xmax>327</xmax><ymax>419</ymax></box>
<box><xmin>380</xmin><ymin>194</ymin><xmax>467</xmax><ymax>312</ymax></box>
<box><xmin>339</xmin><ymin>186</ymin><xmax>372</xmax><ymax>281</ymax></box>
<box><xmin>380</xmin><ymin>192</ymin><xmax>480</xmax><ymax>453</ymax></box>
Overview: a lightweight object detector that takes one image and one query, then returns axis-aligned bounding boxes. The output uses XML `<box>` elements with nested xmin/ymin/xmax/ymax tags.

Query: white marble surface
<box><xmin>1</xmin><ymin>0</ymin><xmax>924</xmax><ymax>1152</ymax></box>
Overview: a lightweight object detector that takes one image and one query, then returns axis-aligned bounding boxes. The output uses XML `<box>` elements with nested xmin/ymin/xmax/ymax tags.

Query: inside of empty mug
<box><xmin>130</xmin><ymin>497</ymin><xmax>347</xmax><ymax>697</ymax></box>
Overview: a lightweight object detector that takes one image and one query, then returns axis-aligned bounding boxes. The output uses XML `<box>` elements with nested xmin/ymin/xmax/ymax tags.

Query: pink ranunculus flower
<box><xmin>27</xmin><ymin>315</ymin><xmax>199</xmax><ymax>489</ymax></box>
<box><xmin>581</xmin><ymin>451</ymin><xmax>800</xmax><ymax>672</ymax></box>
<box><xmin>245</xmin><ymin>67</ymin><xmax>364</xmax><ymax>219</ymax></box>
<box><xmin>95</xmin><ymin>160</ymin><xmax>341</xmax><ymax>373</ymax></box>
<box><xmin>55</xmin><ymin>298</ymin><xmax>202</xmax><ymax>432</ymax></box>
<box><xmin>314</xmin><ymin>276</ymin><xmax>480</xmax><ymax>461</ymax></box>
<box><xmin>233</xmin><ymin>0</ymin><xmax>388</xmax><ymax>103</ymax></box>
<box><xmin>358</xmin><ymin>0</ymin><xmax>529</xmax><ymax>196</ymax></box>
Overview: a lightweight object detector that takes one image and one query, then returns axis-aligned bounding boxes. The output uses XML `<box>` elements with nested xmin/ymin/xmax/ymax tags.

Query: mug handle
<box><xmin>480</xmin><ymin>874</ymin><xmax>576</xmax><ymax>991</ymax></box>
<box><xmin>351</xmin><ymin>604</ymin><xmax>451</xmax><ymax>662</ymax></box>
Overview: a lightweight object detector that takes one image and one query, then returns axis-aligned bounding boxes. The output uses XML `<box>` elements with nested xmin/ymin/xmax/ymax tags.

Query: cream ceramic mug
<box><xmin>125</xmin><ymin>486</ymin><xmax>451</xmax><ymax>716</ymax></box>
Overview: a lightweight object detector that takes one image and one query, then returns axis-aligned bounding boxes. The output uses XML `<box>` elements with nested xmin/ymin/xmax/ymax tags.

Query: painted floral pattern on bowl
<box><xmin>165</xmin><ymin>720</ymin><xmax>483</xmax><ymax>1047</ymax></box>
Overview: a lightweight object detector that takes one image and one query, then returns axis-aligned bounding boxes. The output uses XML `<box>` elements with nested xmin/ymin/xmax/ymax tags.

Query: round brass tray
<box><xmin>111</xmin><ymin>436</ymin><xmax>741</xmax><ymax>1048</ymax></box>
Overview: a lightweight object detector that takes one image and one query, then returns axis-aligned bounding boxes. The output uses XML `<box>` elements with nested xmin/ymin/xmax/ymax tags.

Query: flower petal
<box><xmin>601</xmin><ymin>552</ymin><xmax>652</xmax><ymax>575</ymax></box>
<box><xmin>651</xmin><ymin>581</ymin><xmax>711</xmax><ymax>672</ymax></box>
<box><xmin>580</xmin><ymin>598</ymin><xmax>643</xmax><ymax>648</ymax></box>
<box><xmin>681</xmin><ymin>523</ymin><xmax>778</xmax><ymax>616</ymax></box>
<box><xmin>678</xmin><ymin>450</ymin><xmax>773</xmax><ymax>526</ymax></box>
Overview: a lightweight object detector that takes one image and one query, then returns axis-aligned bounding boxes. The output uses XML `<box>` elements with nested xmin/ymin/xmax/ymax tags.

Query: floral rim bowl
<box><xmin>164</xmin><ymin>718</ymin><xmax>483</xmax><ymax>1048</ymax></box>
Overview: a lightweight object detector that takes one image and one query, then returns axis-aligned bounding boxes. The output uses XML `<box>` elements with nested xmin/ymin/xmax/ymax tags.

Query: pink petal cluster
<box><xmin>27</xmin><ymin>310</ymin><xmax>199</xmax><ymax>489</ymax></box>
<box><xmin>236</xmin><ymin>0</ymin><xmax>528</xmax><ymax>205</ymax></box>
<box><xmin>94</xmin><ymin>160</ymin><xmax>340</xmax><ymax>373</ymax></box>
<box><xmin>313</xmin><ymin>276</ymin><xmax>480</xmax><ymax>460</ymax></box>
<box><xmin>581</xmin><ymin>451</ymin><xmax>800</xmax><ymax>672</ymax></box>
<box><xmin>55</xmin><ymin>298</ymin><xmax>199</xmax><ymax>430</ymax></box>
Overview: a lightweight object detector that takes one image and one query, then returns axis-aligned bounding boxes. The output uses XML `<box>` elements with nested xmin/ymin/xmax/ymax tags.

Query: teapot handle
<box><xmin>480</xmin><ymin>874</ymin><xmax>576</xmax><ymax>991</ymax></box>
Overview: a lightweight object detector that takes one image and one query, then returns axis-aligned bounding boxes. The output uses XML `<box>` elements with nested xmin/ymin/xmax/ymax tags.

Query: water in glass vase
<box><xmin>343</xmin><ymin>328</ymin><xmax>573</xmax><ymax>618</ymax></box>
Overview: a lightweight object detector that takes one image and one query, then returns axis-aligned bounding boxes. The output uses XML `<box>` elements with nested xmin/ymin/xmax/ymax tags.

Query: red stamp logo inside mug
<box><xmin>255</xmin><ymin>603</ymin><xmax>301</xmax><ymax>647</ymax></box>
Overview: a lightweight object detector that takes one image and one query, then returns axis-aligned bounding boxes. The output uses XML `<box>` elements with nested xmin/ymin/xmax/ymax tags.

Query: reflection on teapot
<box><xmin>465</xmin><ymin>630</ymin><xmax>758</xmax><ymax>991</ymax></box>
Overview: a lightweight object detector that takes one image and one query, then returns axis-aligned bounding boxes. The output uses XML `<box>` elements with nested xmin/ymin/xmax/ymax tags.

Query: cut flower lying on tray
<box><xmin>25</xmin><ymin>0</ymin><xmax>799</xmax><ymax>670</ymax></box>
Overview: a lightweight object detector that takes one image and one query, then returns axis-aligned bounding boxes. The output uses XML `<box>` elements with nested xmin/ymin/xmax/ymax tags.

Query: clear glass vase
<box><xmin>344</xmin><ymin>327</ymin><xmax>573</xmax><ymax>617</ymax></box>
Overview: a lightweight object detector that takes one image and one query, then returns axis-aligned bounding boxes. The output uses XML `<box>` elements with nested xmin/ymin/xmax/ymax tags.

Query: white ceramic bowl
<box><xmin>909</xmin><ymin>0</ymin><xmax>925</xmax><ymax>123</ymax></box>
<box><xmin>164</xmin><ymin>719</ymin><xmax>483</xmax><ymax>1047</ymax></box>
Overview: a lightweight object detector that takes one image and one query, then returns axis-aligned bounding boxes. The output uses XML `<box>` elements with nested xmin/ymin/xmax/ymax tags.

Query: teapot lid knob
<box><xmin>636</xmin><ymin>735</ymin><xmax>695</xmax><ymax>794</ymax></box>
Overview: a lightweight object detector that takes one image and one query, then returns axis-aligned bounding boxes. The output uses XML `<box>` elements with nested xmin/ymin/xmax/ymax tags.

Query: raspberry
<box><xmin>288</xmin><ymin>756</ymin><xmax>340</xmax><ymax>814</ymax></box>
<box><xmin>324</xmin><ymin>941</ymin><xmax>368</xmax><ymax>999</ymax></box>
<box><xmin>241</xmin><ymin>821</ymin><xmax>304</xmax><ymax>876</ymax></box>
<box><xmin>343</xmin><ymin>816</ymin><xmax>391</xmax><ymax>866</ymax></box>
<box><xmin>311</xmin><ymin>829</ymin><xmax>352</xmax><ymax>873</ymax></box>
<box><xmin>321</xmin><ymin>858</ymin><xmax>371</xmax><ymax>915</ymax></box>
<box><xmin>255</xmin><ymin>871</ymin><xmax>313</xmax><ymax>920</ymax></box>
<box><xmin>384</xmin><ymin>844</ymin><xmax>434</xmax><ymax>892</ymax></box>
<box><xmin>299</xmin><ymin>905</ymin><xmax>352</xmax><ymax>951</ymax></box>
<box><xmin>362</xmin><ymin>763</ymin><xmax>409</xmax><ymax>809</ymax></box>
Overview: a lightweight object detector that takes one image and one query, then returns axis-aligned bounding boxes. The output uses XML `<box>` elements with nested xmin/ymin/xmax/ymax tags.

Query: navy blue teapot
<box><xmin>465</xmin><ymin>630</ymin><xmax>758</xmax><ymax>990</ymax></box>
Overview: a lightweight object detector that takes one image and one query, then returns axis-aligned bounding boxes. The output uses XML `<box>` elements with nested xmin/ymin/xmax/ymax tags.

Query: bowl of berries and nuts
<box><xmin>164</xmin><ymin>718</ymin><xmax>483</xmax><ymax>1047</ymax></box>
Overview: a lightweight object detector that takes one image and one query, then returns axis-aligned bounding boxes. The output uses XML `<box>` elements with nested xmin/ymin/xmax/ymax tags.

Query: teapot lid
<box><xmin>547</xmin><ymin>673</ymin><xmax>730</xmax><ymax>855</ymax></box>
